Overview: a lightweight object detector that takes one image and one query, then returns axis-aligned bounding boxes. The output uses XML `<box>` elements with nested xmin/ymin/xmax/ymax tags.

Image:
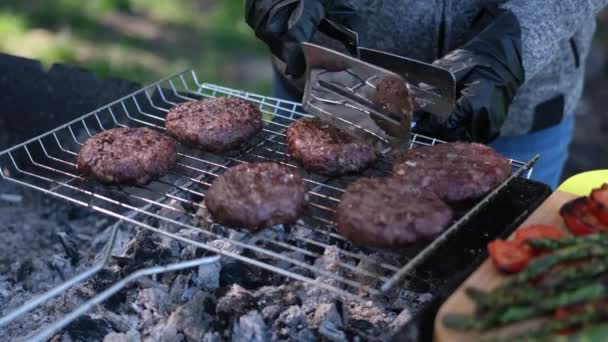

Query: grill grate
<box><xmin>0</xmin><ymin>70</ymin><xmax>536</xmax><ymax>338</ymax></box>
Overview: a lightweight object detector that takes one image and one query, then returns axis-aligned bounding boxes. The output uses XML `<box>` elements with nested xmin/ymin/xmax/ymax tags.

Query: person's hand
<box><xmin>245</xmin><ymin>0</ymin><xmax>327</xmax><ymax>76</ymax></box>
<box><xmin>415</xmin><ymin>6</ymin><xmax>525</xmax><ymax>143</ymax></box>
<box><xmin>245</xmin><ymin>0</ymin><xmax>356</xmax><ymax>77</ymax></box>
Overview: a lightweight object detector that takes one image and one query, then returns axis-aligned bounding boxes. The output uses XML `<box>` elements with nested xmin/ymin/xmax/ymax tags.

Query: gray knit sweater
<box><xmin>273</xmin><ymin>0</ymin><xmax>608</xmax><ymax>136</ymax></box>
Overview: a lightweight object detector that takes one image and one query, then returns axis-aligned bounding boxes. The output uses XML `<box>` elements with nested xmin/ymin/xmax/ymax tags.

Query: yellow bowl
<box><xmin>558</xmin><ymin>170</ymin><xmax>608</xmax><ymax>196</ymax></box>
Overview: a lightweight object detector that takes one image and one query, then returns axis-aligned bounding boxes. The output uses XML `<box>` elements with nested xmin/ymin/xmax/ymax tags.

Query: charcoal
<box><xmin>220</xmin><ymin>259</ymin><xmax>281</xmax><ymax>289</ymax></box>
<box><xmin>165</xmin><ymin>291</ymin><xmax>213</xmax><ymax>342</ymax></box>
<box><xmin>232</xmin><ymin>310</ymin><xmax>270</xmax><ymax>342</ymax></box>
<box><xmin>254</xmin><ymin>284</ymin><xmax>300</xmax><ymax>307</ymax></box>
<box><xmin>169</xmin><ymin>274</ymin><xmax>192</xmax><ymax>304</ymax></box>
<box><xmin>261</xmin><ymin>304</ymin><xmax>283</xmax><ymax>321</ymax></box>
<box><xmin>311</xmin><ymin>302</ymin><xmax>347</xmax><ymax>341</ymax></box>
<box><xmin>135</xmin><ymin>287</ymin><xmax>170</xmax><ymax>327</ymax></box>
<box><xmin>103</xmin><ymin>330</ymin><xmax>140</xmax><ymax>342</ymax></box>
<box><xmin>344</xmin><ymin>300</ymin><xmax>396</xmax><ymax>339</ymax></box>
<box><xmin>273</xmin><ymin>305</ymin><xmax>316</xmax><ymax>341</ymax></box>
<box><xmin>177</xmin><ymin>227</ymin><xmax>209</xmax><ymax>245</ymax></box>
<box><xmin>145</xmin><ymin>324</ymin><xmax>182</xmax><ymax>342</ymax></box>
<box><xmin>102</xmin><ymin>310</ymin><xmax>133</xmax><ymax>333</ymax></box>
<box><xmin>56</xmin><ymin>232</ymin><xmax>80</xmax><ymax>266</ymax></box>
<box><xmin>298</xmin><ymin>246</ymin><xmax>347</xmax><ymax>314</ymax></box>
<box><xmin>64</xmin><ymin>314</ymin><xmax>114</xmax><ymax>341</ymax></box>
<box><xmin>216</xmin><ymin>284</ymin><xmax>255</xmax><ymax>319</ymax></box>
<box><xmin>193</xmin><ymin>257</ymin><xmax>221</xmax><ymax>291</ymax></box>
<box><xmin>202</xmin><ymin>331</ymin><xmax>223</xmax><ymax>342</ymax></box>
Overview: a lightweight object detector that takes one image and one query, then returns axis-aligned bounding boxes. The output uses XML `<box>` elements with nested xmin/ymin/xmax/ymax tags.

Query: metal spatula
<box><xmin>301</xmin><ymin>42</ymin><xmax>412</xmax><ymax>152</ymax></box>
<box><xmin>301</xmin><ymin>19</ymin><xmax>456</xmax><ymax>152</ymax></box>
<box><xmin>317</xmin><ymin>18</ymin><xmax>456</xmax><ymax>120</ymax></box>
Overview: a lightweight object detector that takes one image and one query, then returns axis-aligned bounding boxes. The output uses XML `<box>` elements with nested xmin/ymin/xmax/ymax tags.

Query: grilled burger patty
<box><xmin>371</xmin><ymin>75</ymin><xmax>415</xmax><ymax>116</ymax></box>
<box><xmin>286</xmin><ymin>117</ymin><xmax>378</xmax><ymax>176</ymax></box>
<box><xmin>336</xmin><ymin>177</ymin><xmax>453</xmax><ymax>247</ymax></box>
<box><xmin>205</xmin><ymin>162</ymin><xmax>307</xmax><ymax>230</ymax></box>
<box><xmin>393</xmin><ymin>142</ymin><xmax>511</xmax><ymax>202</ymax></box>
<box><xmin>166</xmin><ymin>97</ymin><xmax>263</xmax><ymax>152</ymax></box>
<box><xmin>77</xmin><ymin>127</ymin><xmax>177</xmax><ymax>185</ymax></box>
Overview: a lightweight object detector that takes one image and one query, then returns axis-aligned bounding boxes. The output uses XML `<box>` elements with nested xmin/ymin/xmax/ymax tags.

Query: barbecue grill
<box><xmin>0</xmin><ymin>65</ymin><xmax>552</xmax><ymax>341</ymax></box>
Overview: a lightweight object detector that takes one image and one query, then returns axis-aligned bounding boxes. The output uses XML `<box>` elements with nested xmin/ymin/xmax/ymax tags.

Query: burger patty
<box><xmin>166</xmin><ymin>97</ymin><xmax>263</xmax><ymax>152</ymax></box>
<box><xmin>286</xmin><ymin>118</ymin><xmax>378</xmax><ymax>176</ymax></box>
<box><xmin>77</xmin><ymin>127</ymin><xmax>177</xmax><ymax>185</ymax></box>
<box><xmin>371</xmin><ymin>75</ymin><xmax>415</xmax><ymax>116</ymax></box>
<box><xmin>393</xmin><ymin>142</ymin><xmax>511</xmax><ymax>202</ymax></box>
<box><xmin>336</xmin><ymin>177</ymin><xmax>453</xmax><ymax>247</ymax></box>
<box><xmin>205</xmin><ymin>162</ymin><xmax>307</xmax><ymax>230</ymax></box>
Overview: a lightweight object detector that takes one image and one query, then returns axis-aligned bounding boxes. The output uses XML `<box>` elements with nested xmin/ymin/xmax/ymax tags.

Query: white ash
<box><xmin>232</xmin><ymin>310</ymin><xmax>270</xmax><ymax>342</ymax></box>
<box><xmin>272</xmin><ymin>305</ymin><xmax>316</xmax><ymax>342</ymax></box>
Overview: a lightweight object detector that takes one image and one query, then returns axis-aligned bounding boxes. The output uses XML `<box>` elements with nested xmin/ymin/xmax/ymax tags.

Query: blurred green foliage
<box><xmin>0</xmin><ymin>0</ymin><xmax>272</xmax><ymax>94</ymax></box>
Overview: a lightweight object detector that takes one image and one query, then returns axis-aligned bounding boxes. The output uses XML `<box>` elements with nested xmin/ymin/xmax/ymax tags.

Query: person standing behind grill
<box><xmin>245</xmin><ymin>0</ymin><xmax>608</xmax><ymax>189</ymax></box>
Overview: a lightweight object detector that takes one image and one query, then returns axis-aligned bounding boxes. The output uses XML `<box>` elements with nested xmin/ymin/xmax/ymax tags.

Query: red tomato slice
<box><xmin>560</xmin><ymin>197</ymin><xmax>608</xmax><ymax>236</ymax></box>
<box><xmin>513</xmin><ymin>224</ymin><xmax>564</xmax><ymax>244</ymax></box>
<box><xmin>513</xmin><ymin>224</ymin><xmax>565</xmax><ymax>255</ymax></box>
<box><xmin>487</xmin><ymin>239</ymin><xmax>532</xmax><ymax>273</ymax></box>
<box><xmin>589</xmin><ymin>184</ymin><xmax>608</xmax><ymax>225</ymax></box>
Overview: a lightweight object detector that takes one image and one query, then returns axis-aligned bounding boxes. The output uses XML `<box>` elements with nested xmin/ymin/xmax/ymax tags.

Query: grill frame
<box><xmin>0</xmin><ymin>70</ymin><xmax>537</xmax><ymax>337</ymax></box>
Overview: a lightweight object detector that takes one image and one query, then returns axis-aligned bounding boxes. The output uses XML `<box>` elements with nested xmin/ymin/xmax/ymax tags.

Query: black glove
<box><xmin>415</xmin><ymin>7</ymin><xmax>525</xmax><ymax>143</ymax></box>
<box><xmin>245</xmin><ymin>0</ymin><xmax>356</xmax><ymax>77</ymax></box>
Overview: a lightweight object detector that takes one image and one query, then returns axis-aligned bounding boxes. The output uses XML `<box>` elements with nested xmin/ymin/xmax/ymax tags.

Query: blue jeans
<box><xmin>272</xmin><ymin>74</ymin><xmax>574</xmax><ymax>189</ymax></box>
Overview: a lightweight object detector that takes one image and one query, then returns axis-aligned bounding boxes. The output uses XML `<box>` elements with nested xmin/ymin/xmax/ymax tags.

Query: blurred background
<box><xmin>0</xmin><ymin>0</ymin><xmax>606</xmax><ymax>181</ymax></box>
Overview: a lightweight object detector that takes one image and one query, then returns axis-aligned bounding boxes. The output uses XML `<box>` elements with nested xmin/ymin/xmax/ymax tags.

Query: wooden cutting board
<box><xmin>434</xmin><ymin>190</ymin><xmax>578</xmax><ymax>342</ymax></box>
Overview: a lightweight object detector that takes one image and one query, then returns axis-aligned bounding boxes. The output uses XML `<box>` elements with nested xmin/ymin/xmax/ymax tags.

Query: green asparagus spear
<box><xmin>468</xmin><ymin>257</ymin><xmax>608</xmax><ymax>309</ymax></box>
<box><xmin>527</xmin><ymin>234</ymin><xmax>608</xmax><ymax>251</ymax></box>
<box><xmin>504</xmin><ymin>244</ymin><xmax>608</xmax><ymax>289</ymax></box>
<box><xmin>511</xmin><ymin>305</ymin><xmax>608</xmax><ymax>341</ymax></box>
<box><xmin>444</xmin><ymin>280</ymin><xmax>608</xmax><ymax>330</ymax></box>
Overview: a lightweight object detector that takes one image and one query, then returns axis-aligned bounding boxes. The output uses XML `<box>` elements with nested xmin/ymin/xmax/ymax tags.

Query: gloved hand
<box><xmin>415</xmin><ymin>6</ymin><xmax>525</xmax><ymax>143</ymax></box>
<box><xmin>245</xmin><ymin>0</ymin><xmax>356</xmax><ymax>77</ymax></box>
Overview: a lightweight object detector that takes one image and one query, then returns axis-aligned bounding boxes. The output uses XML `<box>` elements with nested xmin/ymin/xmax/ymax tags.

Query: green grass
<box><xmin>0</xmin><ymin>1</ymin><xmax>272</xmax><ymax>94</ymax></box>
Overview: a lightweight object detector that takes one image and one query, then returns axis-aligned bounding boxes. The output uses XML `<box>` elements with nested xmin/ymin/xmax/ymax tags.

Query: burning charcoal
<box><xmin>164</xmin><ymin>291</ymin><xmax>213</xmax><ymax>342</ymax></box>
<box><xmin>216</xmin><ymin>284</ymin><xmax>256</xmax><ymax>319</ymax></box>
<box><xmin>103</xmin><ymin>330</ymin><xmax>141</xmax><ymax>342</ymax></box>
<box><xmin>232</xmin><ymin>310</ymin><xmax>270</xmax><ymax>342</ymax></box>
<box><xmin>102</xmin><ymin>310</ymin><xmax>133</xmax><ymax>333</ymax></box>
<box><xmin>55</xmin><ymin>231</ymin><xmax>80</xmax><ymax>265</ymax></box>
<box><xmin>193</xmin><ymin>257</ymin><xmax>221</xmax><ymax>291</ymax></box>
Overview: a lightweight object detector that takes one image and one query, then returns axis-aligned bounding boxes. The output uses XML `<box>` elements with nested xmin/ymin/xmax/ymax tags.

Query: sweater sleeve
<box><xmin>500</xmin><ymin>0</ymin><xmax>608</xmax><ymax>79</ymax></box>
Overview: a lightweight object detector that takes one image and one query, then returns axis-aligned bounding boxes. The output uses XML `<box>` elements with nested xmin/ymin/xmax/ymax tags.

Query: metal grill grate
<box><xmin>0</xmin><ymin>70</ymin><xmax>536</xmax><ymax>338</ymax></box>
